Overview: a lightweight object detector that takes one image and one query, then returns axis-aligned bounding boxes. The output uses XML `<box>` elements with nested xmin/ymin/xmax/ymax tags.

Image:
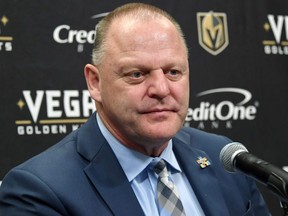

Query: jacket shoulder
<box><xmin>176</xmin><ymin>127</ymin><xmax>232</xmax><ymax>152</ymax></box>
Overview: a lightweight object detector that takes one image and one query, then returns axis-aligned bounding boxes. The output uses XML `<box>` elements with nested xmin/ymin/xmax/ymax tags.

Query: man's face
<box><xmin>90</xmin><ymin>18</ymin><xmax>189</xmax><ymax>154</ymax></box>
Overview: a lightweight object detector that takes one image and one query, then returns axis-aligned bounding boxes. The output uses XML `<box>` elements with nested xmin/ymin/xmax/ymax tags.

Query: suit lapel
<box><xmin>77</xmin><ymin>114</ymin><xmax>145</xmax><ymax>216</ymax></box>
<box><xmin>77</xmin><ymin>114</ymin><xmax>231</xmax><ymax>215</ymax></box>
<box><xmin>173</xmin><ymin>131</ymin><xmax>230</xmax><ymax>216</ymax></box>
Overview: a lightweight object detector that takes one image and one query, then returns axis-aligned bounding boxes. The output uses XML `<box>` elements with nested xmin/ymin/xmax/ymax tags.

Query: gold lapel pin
<box><xmin>196</xmin><ymin>156</ymin><xmax>211</xmax><ymax>168</ymax></box>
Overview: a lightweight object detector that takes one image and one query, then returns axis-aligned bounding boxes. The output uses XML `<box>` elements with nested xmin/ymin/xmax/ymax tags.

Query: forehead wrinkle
<box><xmin>117</xmin><ymin>49</ymin><xmax>186</xmax><ymax>73</ymax></box>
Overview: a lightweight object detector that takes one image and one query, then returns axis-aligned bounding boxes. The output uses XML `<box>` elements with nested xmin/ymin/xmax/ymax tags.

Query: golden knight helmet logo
<box><xmin>197</xmin><ymin>11</ymin><xmax>229</xmax><ymax>55</ymax></box>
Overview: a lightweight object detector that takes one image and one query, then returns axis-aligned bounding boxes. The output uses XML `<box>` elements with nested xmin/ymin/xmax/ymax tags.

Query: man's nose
<box><xmin>147</xmin><ymin>70</ymin><xmax>170</xmax><ymax>99</ymax></box>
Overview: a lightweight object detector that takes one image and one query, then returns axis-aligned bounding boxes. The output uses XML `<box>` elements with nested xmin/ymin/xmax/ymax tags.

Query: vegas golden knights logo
<box><xmin>197</xmin><ymin>12</ymin><xmax>229</xmax><ymax>55</ymax></box>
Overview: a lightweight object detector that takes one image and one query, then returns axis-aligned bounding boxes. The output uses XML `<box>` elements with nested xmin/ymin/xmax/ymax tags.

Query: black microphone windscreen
<box><xmin>220</xmin><ymin>142</ymin><xmax>248</xmax><ymax>172</ymax></box>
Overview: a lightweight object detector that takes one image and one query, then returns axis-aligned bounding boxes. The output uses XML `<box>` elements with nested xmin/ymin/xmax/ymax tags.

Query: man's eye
<box><xmin>131</xmin><ymin>71</ymin><xmax>142</xmax><ymax>78</ymax></box>
<box><xmin>169</xmin><ymin>70</ymin><xmax>178</xmax><ymax>76</ymax></box>
<box><xmin>123</xmin><ymin>71</ymin><xmax>146</xmax><ymax>84</ymax></box>
<box><xmin>166</xmin><ymin>70</ymin><xmax>182</xmax><ymax>80</ymax></box>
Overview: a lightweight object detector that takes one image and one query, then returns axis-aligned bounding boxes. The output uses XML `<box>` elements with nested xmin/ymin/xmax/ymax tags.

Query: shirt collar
<box><xmin>96</xmin><ymin>113</ymin><xmax>182</xmax><ymax>182</ymax></box>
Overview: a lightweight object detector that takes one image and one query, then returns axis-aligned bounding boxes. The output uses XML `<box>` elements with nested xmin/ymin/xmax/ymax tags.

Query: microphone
<box><xmin>220</xmin><ymin>142</ymin><xmax>288</xmax><ymax>201</ymax></box>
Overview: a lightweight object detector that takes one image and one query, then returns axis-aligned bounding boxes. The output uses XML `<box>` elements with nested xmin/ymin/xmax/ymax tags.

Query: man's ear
<box><xmin>84</xmin><ymin>64</ymin><xmax>102</xmax><ymax>102</ymax></box>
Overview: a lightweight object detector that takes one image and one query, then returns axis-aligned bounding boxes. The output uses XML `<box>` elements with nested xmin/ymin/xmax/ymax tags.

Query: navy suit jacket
<box><xmin>0</xmin><ymin>113</ymin><xmax>270</xmax><ymax>215</ymax></box>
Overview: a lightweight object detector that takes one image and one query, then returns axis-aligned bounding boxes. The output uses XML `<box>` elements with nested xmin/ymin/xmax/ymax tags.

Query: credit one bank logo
<box><xmin>53</xmin><ymin>12</ymin><xmax>109</xmax><ymax>53</ymax></box>
<box><xmin>184</xmin><ymin>88</ymin><xmax>259</xmax><ymax>129</ymax></box>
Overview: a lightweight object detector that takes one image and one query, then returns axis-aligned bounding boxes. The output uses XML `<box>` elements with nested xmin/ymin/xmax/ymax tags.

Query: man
<box><xmin>0</xmin><ymin>3</ymin><xmax>270</xmax><ymax>216</ymax></box>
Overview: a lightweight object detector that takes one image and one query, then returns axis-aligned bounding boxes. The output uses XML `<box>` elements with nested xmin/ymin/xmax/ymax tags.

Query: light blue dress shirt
<box><xmin>97</xmin><ymin>114</ymin><xmax>205</xmax><ymax>216</ymax></box>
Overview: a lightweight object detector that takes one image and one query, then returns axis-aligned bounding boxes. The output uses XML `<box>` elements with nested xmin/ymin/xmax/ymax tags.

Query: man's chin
<box><xmin>140</xmin><ymin>127</ymin><xmax>179</xmax><ymax>142</ymax></box>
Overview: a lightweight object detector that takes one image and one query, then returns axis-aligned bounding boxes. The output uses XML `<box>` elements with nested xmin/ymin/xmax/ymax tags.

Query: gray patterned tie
<box><xmin>153</xmin><ymin>159</ymin><xmax>186</xmax><ymax>216</ymax></box>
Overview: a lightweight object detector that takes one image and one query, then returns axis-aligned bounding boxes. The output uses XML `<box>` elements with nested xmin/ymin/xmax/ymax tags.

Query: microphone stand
<box><xmin>280</xmin><ymin>201</ymin><xmax>288</xmax><ymax>216</ymax></box>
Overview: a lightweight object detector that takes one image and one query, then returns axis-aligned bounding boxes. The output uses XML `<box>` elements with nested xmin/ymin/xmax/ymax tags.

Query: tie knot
<box><xmin>153</xmin><ymin>159</ymin><xmax>169</xmax><ymax>178</ymax></box>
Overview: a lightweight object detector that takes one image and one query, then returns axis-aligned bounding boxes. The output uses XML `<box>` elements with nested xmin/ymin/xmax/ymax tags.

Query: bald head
<box><xmin>91</xmin><ymin>3</ymin><xmax>188</xmax><ymax>65</ymax></box>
